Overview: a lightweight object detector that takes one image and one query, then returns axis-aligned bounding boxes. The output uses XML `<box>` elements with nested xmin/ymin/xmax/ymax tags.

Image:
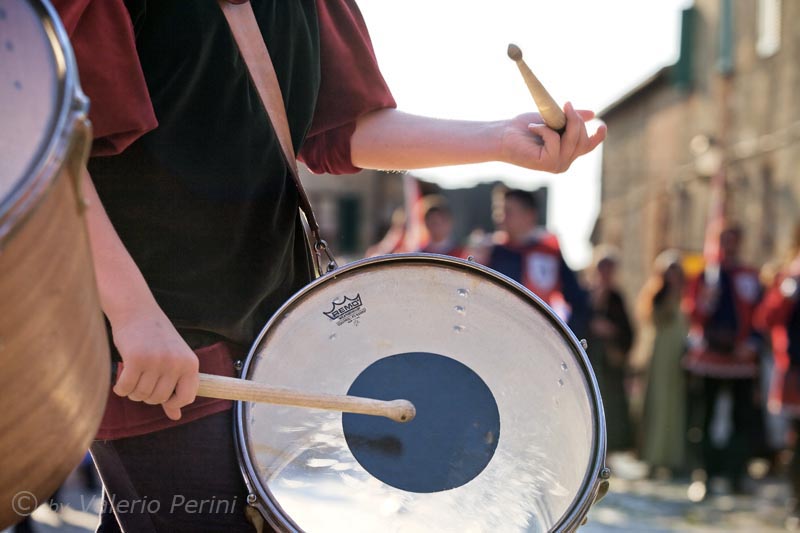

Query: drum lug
<box><xmin>595</xmin><ymin>479</ymin><xmax>610</xmax><ymax>503</ymax></box>
<box><xmin>243</xmin><ymin>495</ymin><xmax>267</xmax><ymax>533</ymax></box>
<box><xmin>593</xmin><ymin>469</ymin><xmax>611</xmax><ymax>505</ymax></box>
<box><xmin>580</xmin><ymin>339</ymin><xmax>588</xmax><ymax>350</ymax></box>
<box><xmin>234</xmin><ymin>359</ymin><xmax>243</xmax><ymax>375</ymax></box>
<box><xmin>581</xmin><ymin>474</ymin><xmax>611</xmax><ymax>527</ymax></box>
<box><xmin>66</xmin><ymin>93</ymin><xmax>92</xmax><ymax>214</ymax></box>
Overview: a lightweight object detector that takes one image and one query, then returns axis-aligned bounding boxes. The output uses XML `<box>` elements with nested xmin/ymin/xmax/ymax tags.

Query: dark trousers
<box><xmin>90</xmin><ymin>410</ymin><xmax>259</xmax><ymax>532</ymax></box>
<box><xmin>701</xmin><ymin>378</ymin><xmax>756</xmax><ymax>489</ymax></box>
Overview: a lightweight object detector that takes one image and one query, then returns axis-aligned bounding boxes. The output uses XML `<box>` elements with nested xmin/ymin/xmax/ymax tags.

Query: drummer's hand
<box><xmin>499</xmin><ymin>102</ymin><xmax>606</xmax><ymax>173</ymax></box>
<box><xmin>111</xmin><ymin>308</ymin><xmax>199</xmax><ymax>421</ymax></box>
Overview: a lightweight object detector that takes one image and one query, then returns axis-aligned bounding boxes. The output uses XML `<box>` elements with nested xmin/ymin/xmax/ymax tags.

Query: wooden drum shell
<box><xmin>0</xmin><ymin>165</ymin><xmax>109</xmax><ymax>527</ymax></box>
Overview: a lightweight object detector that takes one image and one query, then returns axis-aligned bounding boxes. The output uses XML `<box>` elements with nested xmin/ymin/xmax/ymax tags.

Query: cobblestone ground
<box><xmin>3</xmin><ymin>453</ymin><xmax>796</xmax><ymax>532</ymax></box>
<box><xmin>583</xmin><ymin>453</ymin><xmax>794</xmax><ymax>532</ymax></box>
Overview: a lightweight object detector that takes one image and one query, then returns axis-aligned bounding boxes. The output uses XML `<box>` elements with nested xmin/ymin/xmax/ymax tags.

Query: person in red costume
<box><xmin>684</xmin><ymin>224</ymin><xmax>764</xmax><ymax>494</ymax></box>
<box><xmin>420</xmin><ymin>197</ymin><xmax>466</xmax><ymax>258</ymax></box>
<box><xmin>51</xmin><ymin>1</ymin><xmax>605</xmax><ymax>530</ymax></box>
<box><xmin>756</xmin><ymin>222</ymin><xmax>800</xmax><ymax>522</ymax></box>
<box><xmin>487</xmin><ymin>189</ymin><xmax>589</xmax><ymax>338</ymax></box>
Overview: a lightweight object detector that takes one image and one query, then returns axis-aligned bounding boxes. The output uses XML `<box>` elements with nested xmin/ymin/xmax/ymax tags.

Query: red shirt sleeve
<box><xmin>298</xmin><ymin>0</ymin><xmax>397</xmax><ymax>174</ymax></box>
<box><xmin>755</xmin><ymin>276</ymin><xmax>797</xmax><ymax>330</ymax></box>
<box><xmin>52</xmin><ymin>0</ymin><xmax>157</xmax><ymax>156</ymax></box>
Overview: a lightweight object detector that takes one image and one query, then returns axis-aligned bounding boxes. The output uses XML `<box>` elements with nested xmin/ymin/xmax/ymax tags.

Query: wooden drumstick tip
<box><xmin>506</xmin><ymin>43</ymin><xmax>567</xmax><ymax>132</ymax></box>
<box><xmin>388</xmin><ymin>399</ymin><xmax>416</xmax><ymax>423</ymax></box>
<box><xmin>507</xmin><ymin>43</ymin><xmax>523</xmax><ymax>61</ymax></box>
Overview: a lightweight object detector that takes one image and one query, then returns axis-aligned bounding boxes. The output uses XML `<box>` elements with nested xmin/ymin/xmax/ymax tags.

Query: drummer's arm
<box><xmin>350</xmin><ymin>105</ymin><xmax>605</xmax><ymax>173</ymax></box>
<box><xmin>80</xmin><ymin>168</ymin><xmax>199</xmax><ymax>421</ymax></box>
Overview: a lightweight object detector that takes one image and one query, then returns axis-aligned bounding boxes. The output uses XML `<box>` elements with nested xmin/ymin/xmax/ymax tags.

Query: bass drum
<box><xmin>0</xmin><ymin>0</ymin><xmax>109</xmax><ymax>527</ymax></box>
<box><xmin>237</xmin><ymin>254</ymin><xmax>607</xmax><ymax>532</ymax></box>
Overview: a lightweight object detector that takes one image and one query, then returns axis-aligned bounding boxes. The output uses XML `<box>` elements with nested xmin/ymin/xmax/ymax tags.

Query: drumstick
<box><xmin>198</xmin><ymin>373</ymin><xmax>416</xmax><ymax>423</ymax></box>
<box><xmin>507</xmin><ymin>44</ymin><xmax>567</xmax><ymax>132</ymax></box>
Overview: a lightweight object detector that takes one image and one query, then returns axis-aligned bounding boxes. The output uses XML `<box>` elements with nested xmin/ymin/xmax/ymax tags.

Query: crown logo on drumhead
<box><xmin>324</xmin><ymin>294</ymin><xmax>364</xmax><ymax>322</ymax></box>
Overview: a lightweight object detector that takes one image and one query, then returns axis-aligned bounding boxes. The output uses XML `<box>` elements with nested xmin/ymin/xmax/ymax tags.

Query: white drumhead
<box><xmin>0</xmin><ymin>0</ymin><xmax>61</xmax><ymax>202</ymax></box>
<box><xmin>239</xmin><ymin>255</ymin><xmax>604</xmax><ymax>532</ymax></box>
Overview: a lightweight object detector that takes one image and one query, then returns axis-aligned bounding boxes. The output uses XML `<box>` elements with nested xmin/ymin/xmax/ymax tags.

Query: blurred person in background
<box><xmin>365</xmin><ymin>207</ymin><xmax>407</xmax><ymax>257</ymax></box>
<box><xmin>684</xmin><ymin>224</ymin><xmax>764</xmax><ymax>494</ymax></box>
<box><xmin>586</xmin><ymin>246</ymin><xmax>635</xmax><ymax>452</ymax></box>
<box><xmin>486</xmin><ymin>189</ymin><xmax>589</xmax><ymax>338</ymax></box>
<box><xmin>638</xmin><ymin>250</ymin><xmax>689</xmax><ymax>476</ymax></box>
<box><xmin>419</xmin><ymin>196</ymin><xmax>466</xmax><ymax>258</ymax></box>
<box><xmin>756</xmin><ymin>222</ymin><xmax>800</xmax><ymax>523</ymax></box>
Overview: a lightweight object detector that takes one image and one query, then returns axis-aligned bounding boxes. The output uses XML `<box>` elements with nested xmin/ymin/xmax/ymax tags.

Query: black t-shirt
<box><xmin>89</xmin><ymin>0</ymin><xmax>319</xmax><ymax>348</ymax></box>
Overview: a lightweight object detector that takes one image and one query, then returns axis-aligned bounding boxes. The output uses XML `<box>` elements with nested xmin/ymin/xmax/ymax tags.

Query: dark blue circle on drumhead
<box><xmin>342</xmin><ymin>352</ymin><xmax>500</xmax><ymax>493</ymax></box>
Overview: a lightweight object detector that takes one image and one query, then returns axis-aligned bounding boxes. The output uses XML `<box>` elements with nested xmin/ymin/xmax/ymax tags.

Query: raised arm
<box><xmin>350</xmin><ymin>102</ymin><xmax>605</xmax><ymax>173</ymax></box>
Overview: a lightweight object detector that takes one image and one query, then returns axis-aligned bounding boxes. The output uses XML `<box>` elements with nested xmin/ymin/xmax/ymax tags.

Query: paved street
<box><xmin>3</xmin><ymin>453</ymin><xmax>796</xmax><ymax>532</ymax></box>
<box><xmin>583</xmin><ymin>454</ymin><xmax>793</xmax><ymax>532</ymax></box>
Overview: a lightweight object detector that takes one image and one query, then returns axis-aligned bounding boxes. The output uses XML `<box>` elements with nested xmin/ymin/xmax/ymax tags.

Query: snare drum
<box><xmin>0</xmin><ymin>0</ymin><xmax>109</xmax><ymax>526</ymax></box>
<box><xmin>237</xmin><ymin>254</ymin><xmax>607</xmax><ymax>532</ymax></box>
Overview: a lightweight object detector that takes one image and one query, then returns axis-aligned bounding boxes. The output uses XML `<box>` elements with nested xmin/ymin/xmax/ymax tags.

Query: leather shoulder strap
<box><xmin>218</xmin><ymin>0</ymin><xmax>321</xmax><ymax>238</ymax></box>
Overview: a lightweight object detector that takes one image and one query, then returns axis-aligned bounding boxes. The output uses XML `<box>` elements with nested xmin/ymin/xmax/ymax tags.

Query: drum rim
<box><xmin>235</xmin><ymin>253</ymin><xmax>607</xmax><ymax>533</ymax></box>
<box><xmin>0</xmin><ymin>0</ymin><xmax>87</xmax><ymax>244</ymax></box>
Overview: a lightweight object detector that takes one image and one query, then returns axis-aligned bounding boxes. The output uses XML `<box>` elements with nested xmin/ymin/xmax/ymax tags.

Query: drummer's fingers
<box><xmin>584</xmin><ymin>122</ymin><xmax>607</xmax><ymax>154</ymax></box>
<box><xmin>527</xmin><ymin>124</ymin><xmax>560</xmax><ymax>171</ymax></box>
<box><xmin>143</xmin><ymin>374</ymin><xmax>179</xmax><ymax>406</ymax></box>
<box><xmin>569</xmin><ymin>113</ymin><xmax>592</xmax><ymax>160</ymax></box>
<box><xmin>162</xmin><ymin>373</ymin><xmax>199</xmax><ymax>421</ymax></box>
<box><xmin>113</xmin><ymin>366</ymin><xmax>143</xmax><ymax>398</ymax></box>
<box><xmin>572</xmin><ymin>109</ymin><xmax>605</xmax><ymax>157</ymax></box>
<box><xmin>161</xmin><ymin>403</ymin><xmax>182</xmax><ymax>422</ymax></box>
<box><xmin>127</xmin><ymin>371</ymin><xmax>158</xmax><ymax>402</ymax></box>
<box><xmin>558</xmin><ymin>102</ymin><xmax>583</xmax><ymax>171</ymax></box>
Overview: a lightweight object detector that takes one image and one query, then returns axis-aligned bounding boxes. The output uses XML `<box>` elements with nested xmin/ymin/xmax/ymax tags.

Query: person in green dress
<box><xmin>639</xmin><ymin>250</ymin><xmax>690</xmax><ymax>474</ymax></box>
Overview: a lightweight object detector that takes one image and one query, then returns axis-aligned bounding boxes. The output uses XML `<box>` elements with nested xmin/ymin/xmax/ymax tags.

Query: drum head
<box><xmin>238</xmin><ymin>255</ymin><xmax>605</xmax><ymax>532</ymax></box>
<box><xmin>0</xmin><ymin>0</ymin><xmax>66</xmax><ymax>210</ymax></box>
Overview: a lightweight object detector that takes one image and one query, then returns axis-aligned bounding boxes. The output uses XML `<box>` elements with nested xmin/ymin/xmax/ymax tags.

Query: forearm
<box><xmin>81</xmin><ymin>168</ymin><xmax>199</xmax><ymax>417</ymax></box>
<box><xmin>351</xmin><ymin>104</ymin><xmax>605</xmax><ymax>174</ymax></box>
<box><xmin>81</xmin><ymin>168</ymin><xmax>159</xmax><ymax>325</ymax></box>
<box><xmin>350</xmin><ymin>109</ymin><xmax>504</xmax><ymax>170</ymax></box>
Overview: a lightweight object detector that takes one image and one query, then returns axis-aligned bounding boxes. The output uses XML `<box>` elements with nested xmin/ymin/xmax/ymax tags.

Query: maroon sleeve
<box><xmin>755</xmin><ymin>277</ymin><xmax>796</xmax><ymax>330</ymax></box>
<box><xmin>52</xmin><ymin>0</ymin><xmax>157</xmax><ymax>156</ymax></box>
<box><xmin>298</xmin><ymin>0</ymin><xmax>397</xmax><ymax>174</ymax></box>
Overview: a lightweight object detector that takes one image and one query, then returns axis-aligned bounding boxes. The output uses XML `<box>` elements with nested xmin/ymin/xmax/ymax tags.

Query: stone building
<box><xmin>595</xmin><ymin>0</ymin><xmax>800</xmax><ymax>301</ymax></box>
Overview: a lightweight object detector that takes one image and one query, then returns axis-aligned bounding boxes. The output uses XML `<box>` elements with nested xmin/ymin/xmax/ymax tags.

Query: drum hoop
<box><xmin>0</xmin><ymin>0</ymin><xmax>87</xmax><ymax>246</ymax></box>
<box><xmin>234</xmin><ymin>253</ymin><xmax>607</xmax><ymax>533</ymax></box>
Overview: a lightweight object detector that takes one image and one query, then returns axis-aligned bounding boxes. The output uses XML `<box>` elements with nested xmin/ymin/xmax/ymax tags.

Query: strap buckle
<box><xmin>313</xmin><ymin>238</ymin><xmax>338</xmax><ymax>274</ymax></box>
